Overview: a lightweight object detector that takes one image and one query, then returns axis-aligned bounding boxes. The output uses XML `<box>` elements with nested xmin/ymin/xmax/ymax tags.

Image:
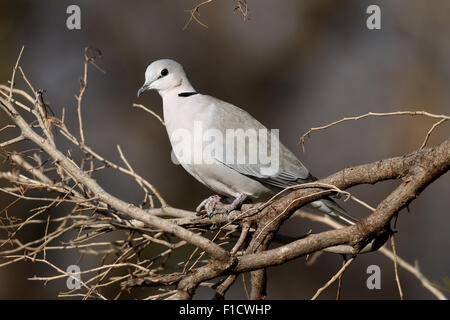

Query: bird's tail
<box><xmin>309</xmin><ymin>197</ymin><xmax>358</xmax><ymax>226</ymax></box>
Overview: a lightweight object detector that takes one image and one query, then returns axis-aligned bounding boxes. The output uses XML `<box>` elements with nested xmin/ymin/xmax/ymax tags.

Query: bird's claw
<box><xmin>196</xmin><ymin>195</ymin><xmax>222</xmax><ymax>217</ymax></box>
<box><xmin>225</xmin><ymin>193</ymin><xmax>247</xmax><ymax>214</ymax></box>
<box><xmin>196</xmin><ymin>193</ymin><xmax>248</xmax><ymax>217</ymax></box>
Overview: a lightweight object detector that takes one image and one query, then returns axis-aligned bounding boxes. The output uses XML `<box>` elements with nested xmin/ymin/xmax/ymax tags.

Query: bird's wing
<box><xmin>202</xmin><ymin>95</ymin><xmax>313</xmax><ymax>189</ymax></box>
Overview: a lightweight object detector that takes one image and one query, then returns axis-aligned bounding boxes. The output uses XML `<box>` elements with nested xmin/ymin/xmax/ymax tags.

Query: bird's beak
<box><xmin>137</xmin><ymin>83</ymin><xmax>150</xmax><ymax>97</ymax></box>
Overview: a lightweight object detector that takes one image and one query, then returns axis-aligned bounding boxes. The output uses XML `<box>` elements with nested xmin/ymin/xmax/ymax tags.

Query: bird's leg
<box><xmin>225</xmin><ymin>193</ymin><xmax>248</xmax><ymax>213</ymax></box>
<box><xmin>196</xmin><ymin>194</ymin><xmax>248</xmax><ymax>217</ymax></box>
<box><xmin>196</xmin><ymin>195</ymin><xmax>222</xmax><ymax>217</ymax></box>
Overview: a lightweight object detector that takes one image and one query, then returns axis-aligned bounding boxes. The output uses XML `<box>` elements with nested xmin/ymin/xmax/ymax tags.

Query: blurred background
<box><xmin>0</xmin><ymin>0</ymin><xmax>449</xmax><ymax>299</ymax></box>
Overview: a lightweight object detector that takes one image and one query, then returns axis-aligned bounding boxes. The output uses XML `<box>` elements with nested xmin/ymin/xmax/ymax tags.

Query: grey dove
<box><xmin>137</xmin><ymin>59</ymin><xmax>357</xmax><ymax>225</ymax></box>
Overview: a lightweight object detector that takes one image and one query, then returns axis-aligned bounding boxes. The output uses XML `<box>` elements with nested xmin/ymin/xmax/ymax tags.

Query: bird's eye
<box><xmin>161</xmin><ymin>68</ymin><xmax>168</xmax><ymax>77</ymax></box>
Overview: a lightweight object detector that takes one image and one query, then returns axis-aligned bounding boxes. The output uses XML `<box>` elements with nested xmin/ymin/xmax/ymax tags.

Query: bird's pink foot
<box><xmin>197</xmin><ymin>194</ymin><xmax>248</xmax><ymax>217</ymax></box>
<box><xmin>226</xmin><ymin>193</ymin><xmax>248</xmax><ymax>213</ymax></box>
<box><xmin>196</xmin><ymin>195</ymin><xmax>222</xmax><ymax>217</ymax></box>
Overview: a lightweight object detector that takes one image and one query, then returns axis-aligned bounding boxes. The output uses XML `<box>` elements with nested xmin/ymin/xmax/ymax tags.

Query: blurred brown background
<box><xmin>0</xmin><ymin>0</ymin><xmax>449</xmax><ymax>299</ymax></box>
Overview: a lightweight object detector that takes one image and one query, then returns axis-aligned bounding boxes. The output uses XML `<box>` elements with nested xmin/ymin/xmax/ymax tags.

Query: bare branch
<box><xmin>299</xmin><ymin>111</ymin><xmax>450</xmax><ymax>152</ymax></box>
<box><xmin>8</xmin><ymin>46</ymin><xmax>24</xmax><ymax>101</ymax></box>
<box><xmin>311</xmin><ymin>257</ymin><xmax>355</xmax><ymax>300</ymax></box>
<box><xmin>133</xmin><ymin>103</ymin><xmax>165</xmax><ymax>126</ymax></box>
<box><xmin>390</xmin><ymin>234</ymin><xmax>404</xmax><ymax>300</ymax></box>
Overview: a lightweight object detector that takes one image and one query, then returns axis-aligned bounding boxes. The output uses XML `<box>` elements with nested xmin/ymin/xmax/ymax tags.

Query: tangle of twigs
<box><xmin>0</xmin><ymin>47</ymin><xmax>448</xmax><ymax>300</ymax></box>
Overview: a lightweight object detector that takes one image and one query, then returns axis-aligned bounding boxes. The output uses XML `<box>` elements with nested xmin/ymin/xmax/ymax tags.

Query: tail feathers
<box><xmin>309</xmin><ymin>198</ymin><xmax>358</xmax><ymax>226</ymax></box>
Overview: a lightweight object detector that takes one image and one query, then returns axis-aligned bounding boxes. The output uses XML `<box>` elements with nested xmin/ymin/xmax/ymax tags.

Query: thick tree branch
<box><xmin>234</xmin><ymin>138</ymin><xmax>449</xmax><ymax>272</ymax></box>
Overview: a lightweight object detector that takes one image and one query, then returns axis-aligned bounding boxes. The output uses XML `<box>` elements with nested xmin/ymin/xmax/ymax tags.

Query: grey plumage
<box><xmin>137</xmin><ymin>59</ymin><xmax>358</xmax><ymax>225</ymax></box>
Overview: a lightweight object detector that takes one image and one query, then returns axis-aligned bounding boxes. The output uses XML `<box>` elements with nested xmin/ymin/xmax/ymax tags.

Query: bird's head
<box><xmin>137</xmin><ymin>59</ymin><xmax>192</xmax><ymax>97</ymax></box>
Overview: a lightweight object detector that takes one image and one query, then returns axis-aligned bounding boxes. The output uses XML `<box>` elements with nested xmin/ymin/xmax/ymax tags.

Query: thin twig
<box><xmin>183</xmin><ymin>0</ymin><xmax>213</xmax><ymax>30</ymax></box>
<box><xmin>336</xmin><ymin>258</ymin><xmax>345</xmax><ymax>300</ymax></box>
<box><xmin>0</xmin><ymin>135</ymin><xmax>25</xmax><ymax>148</ymax></box>
<box><xmin>299</xmin><ymin>111</ymin><xmax>450</xmax><ymax>152</ymax></box>
<box><xmin>242</xmin><ymin>272</ymin><xmax>250</xmax><ymax>299</ymax></box>
<box><xmin>295</xmin><ymin>211</ymin><xmax>447</xmax><ymax>300</ymax></box>
<box><xmin>391</xmin><ymin>234</ymin><xmax>404</xmax><ymax>300</ymax></box>
<box><xmin>311</xmin><ymin>257</ymin><xmax>355</xmax><ymax>300</ymax></box>
<box><xmin>420</xmin><ymin>118</ymin><xmax>447</xmax><ymax>149</ymax></box>
<box><xmin>132</xmin><ymin>104</ymin><xmax>165</xmax><ymax>126</ymax></box>
<box><xmin>9</xmin><ymin>46</ymin><xmax>25</xmax><ymax>102</ymax></box>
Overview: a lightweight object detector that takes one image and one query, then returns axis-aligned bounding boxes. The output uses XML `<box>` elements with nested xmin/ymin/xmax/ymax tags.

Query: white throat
<box><xmin>158</xmin><ymin>77</ymin><xmax>196</xmax><ymax>99</ymax></box>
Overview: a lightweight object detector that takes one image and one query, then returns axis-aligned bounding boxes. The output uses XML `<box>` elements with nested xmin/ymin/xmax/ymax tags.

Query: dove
<box><xmin>137</xmin><ymin>59</ymin><xmax>357</xmax><ymax>225</ymax></box>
